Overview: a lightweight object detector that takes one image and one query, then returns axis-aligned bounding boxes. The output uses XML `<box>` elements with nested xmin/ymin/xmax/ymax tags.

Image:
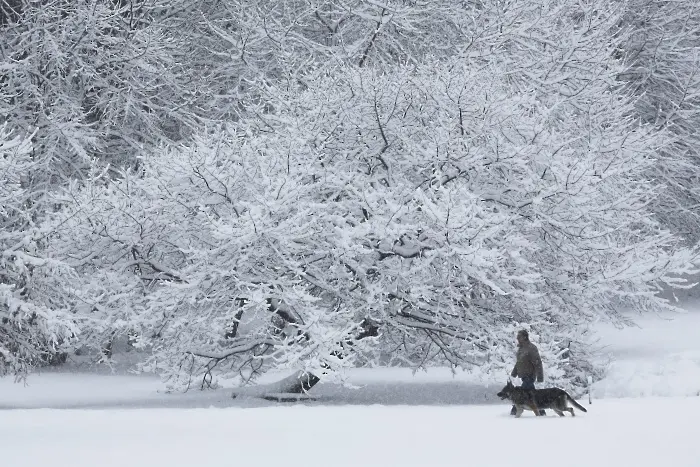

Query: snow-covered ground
<box><xmin>1</xmin><ymin>302</ymin><xmax>699</xmax><ymax>466</ymax></box>
<box><xmin>594</xmin><ymin>307</ymin><xmax>700</xmax><ymax>398</ymax></box>
<box><xmin>2</xmin><ymin>399</ymin><xmax>698</xmax><ymax>467</ymax></box>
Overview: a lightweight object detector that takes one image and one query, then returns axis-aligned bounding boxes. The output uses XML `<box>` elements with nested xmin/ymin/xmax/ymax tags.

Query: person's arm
<box><xmin>532</xmin><ymin>346</ymin><xmax>544</xmax><ymax>382</ymax></box>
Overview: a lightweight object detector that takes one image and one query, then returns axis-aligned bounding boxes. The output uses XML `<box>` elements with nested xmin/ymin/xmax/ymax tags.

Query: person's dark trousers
<box><xmin>510</xmin><ymin>376</ymin><xmax>546</xmax><ymax>416</ymax></box>
<box><xmin>520</xmin><ymin>376</ymin><xmax>536</xmax><ymax>390</ymax></box>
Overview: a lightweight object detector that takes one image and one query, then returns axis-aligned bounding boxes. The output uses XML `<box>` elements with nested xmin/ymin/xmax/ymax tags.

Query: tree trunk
<box><xmin>275</xmin><ymin>370</ymin><xmax>320</xmax><ymax>393</ymax></box>
<box><xmin>232</xmin><ymin>318</ymin><xmax>377</xmax><ymax>401</ymax></box>
<box><xmin>260</xmin><ymin>370</ymin><xmax>320</xmax><ymax>401</ymax></box>
<box><xmin>232</xmin><ymin>370</ymin><xmax>321</xmax><ymax>402</ymax></box>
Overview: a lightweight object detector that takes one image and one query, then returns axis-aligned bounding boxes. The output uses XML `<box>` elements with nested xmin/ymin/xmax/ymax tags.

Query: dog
<box><xmin>496</xmin><ymin>380</ymin><xmax>588</xmax><ymax>417</ymax></box>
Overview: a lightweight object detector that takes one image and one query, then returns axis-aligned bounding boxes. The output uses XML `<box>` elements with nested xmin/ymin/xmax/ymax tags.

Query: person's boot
<box><xmin>510</xmin><ymin>405</ymin><xmax>517</xmax><ymax>416</ymax></box>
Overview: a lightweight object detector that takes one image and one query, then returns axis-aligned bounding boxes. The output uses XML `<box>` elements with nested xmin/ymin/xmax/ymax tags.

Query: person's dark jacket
<box><xmin>510</xmin><ymin>341</ymin><xmax>544</xmax><ymax>382</ymax></box>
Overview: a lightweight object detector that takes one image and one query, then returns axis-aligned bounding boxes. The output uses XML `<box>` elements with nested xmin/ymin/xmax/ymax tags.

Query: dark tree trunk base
<box><xmin>231</xmin><ymin>370</ymin><xmax>321</xmax><ymax>401</ymax></box>
<box><xmin>276</xmin><ymin>371</ymin><xmax>320</xmax><ymax>394</ymax></box>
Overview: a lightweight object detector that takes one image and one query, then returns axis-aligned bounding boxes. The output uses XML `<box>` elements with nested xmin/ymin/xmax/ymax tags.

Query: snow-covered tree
<box><xmin>0</xmin><ymin>126</ymin><xmax>79</xmax><ymax>376</ymax></box>
<box><xmin>0</xmin><ymin>0</ymin><xmax>215</xmax><ymax>373</ymax></box>
<box><xmin>48</xmin><ymin>0</ymin><xmax>698</xmax><ymax>394</ymax></box>
<box><xmin>619</xmin><ymin>0</ymin><xmax>700</xmax><ymax>243</ymax></box>
<box><xmin>0</xmin><ymin>0</ymin><xmax>201</xmax><ymax>180</ymax></box>
<box><xmin>153</xmin><ymin>0</ymin><xmax>481</xmax><ymax>126</ymax></box>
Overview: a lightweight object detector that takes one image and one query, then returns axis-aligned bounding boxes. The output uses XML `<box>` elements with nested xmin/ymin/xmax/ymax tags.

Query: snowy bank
<box><xmin>593</xmin><ymin>309</ymin><xmax>700</xmax><ymax>398</ymax></box>
<box><xmin>0</xmin><ymin>369</ymin><xmax>501</xmax><ymax>410</ymax></box>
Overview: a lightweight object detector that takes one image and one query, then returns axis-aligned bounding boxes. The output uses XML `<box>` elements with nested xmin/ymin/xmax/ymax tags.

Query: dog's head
<box><xmin>496</xmin><ymin>380</ymin><xmax>515</xmax><ymax>400</ymax></box>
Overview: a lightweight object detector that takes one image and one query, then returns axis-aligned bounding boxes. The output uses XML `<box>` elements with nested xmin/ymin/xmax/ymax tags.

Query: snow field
<box><xmin>2</xmin><ymin>400</ymin><xmax>698</xmax><ymax>467</ymax></box>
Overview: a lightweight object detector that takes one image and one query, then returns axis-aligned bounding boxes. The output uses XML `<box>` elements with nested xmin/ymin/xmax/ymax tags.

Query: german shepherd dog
<box><xmin>496</xmin><ymin>380</ymin><xmax>588</xmax><ymax>417</ymax></box>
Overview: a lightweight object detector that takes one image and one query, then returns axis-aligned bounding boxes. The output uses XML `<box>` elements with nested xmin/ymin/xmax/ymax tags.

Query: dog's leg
<box><xmin>553</xmin><ymin>409</ymin><xmax>565</xmax><ymax>417</ymax></box>
<box><xmin>515</xmin><ymin>406</ymin><xmax>524</xmax><ymax>418</ymax></box>
<box><xmin>528</xmin><ymin>402</ymin><xmax>541</xmax><ymax>416</ymax></box>
<box><xmin>567</xmin><ymin>408</ymin><xmax>575</xmax><ymax>417</ymax></box>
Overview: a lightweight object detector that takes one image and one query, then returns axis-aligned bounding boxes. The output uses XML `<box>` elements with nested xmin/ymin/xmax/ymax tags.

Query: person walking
<box><xmin>510</xmin><ymin>329</ymin><xmax>546</xmax><ymax>416</ymax></box>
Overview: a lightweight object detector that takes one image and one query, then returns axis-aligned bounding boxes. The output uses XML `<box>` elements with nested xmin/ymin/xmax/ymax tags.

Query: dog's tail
<box><xmin>566</xmin><ymin>392</ymin><xmax>588</xmax><ymax>413</ymax></box>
